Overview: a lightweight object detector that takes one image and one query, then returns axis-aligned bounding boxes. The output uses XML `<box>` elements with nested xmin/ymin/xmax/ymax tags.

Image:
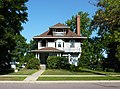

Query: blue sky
<box><xmin>21</xmin><ymin>0</ymin><xmax>98</xmax><ymax>43</ymax></box>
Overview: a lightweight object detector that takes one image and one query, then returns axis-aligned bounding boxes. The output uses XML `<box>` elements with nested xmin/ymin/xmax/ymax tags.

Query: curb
<box><xmin>0</xmin><ymin>80</ymin><xmax>120</xmax><ymax>83</ymax></box>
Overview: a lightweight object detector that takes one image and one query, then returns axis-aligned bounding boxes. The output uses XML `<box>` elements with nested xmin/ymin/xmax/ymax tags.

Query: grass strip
<box><xmin>37</xmin><ymin>76</ymin><xmax>120</xmax><ymax>81</ymax></box>
<box><xmin>0</xmin><ymin>77</ymin><xmax>26</xmax><ymax>81</ymax></box>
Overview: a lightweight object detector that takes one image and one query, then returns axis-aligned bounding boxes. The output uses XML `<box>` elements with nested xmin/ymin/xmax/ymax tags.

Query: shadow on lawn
<box><xmin>73</xmin><ymin>69</ymin><xmax>106</xmax><ymax>75</ymax></box>
<box><xmin>0</xmin><ymin>69</ymin><xmax>14</xmax><ymax>75</ymax></box>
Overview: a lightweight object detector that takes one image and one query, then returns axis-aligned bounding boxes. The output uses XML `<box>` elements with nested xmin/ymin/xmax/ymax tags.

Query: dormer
<box><xmin>49</xmin><ymin>23</ymin><xmax>70</xmax><ymax>36</ymax></box>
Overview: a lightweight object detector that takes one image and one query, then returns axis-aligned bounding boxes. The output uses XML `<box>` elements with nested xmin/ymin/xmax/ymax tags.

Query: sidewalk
<box><xmin>40</xmin><ymin>75</ymin><xmax>120</xmax><ymax>77</ymax></box>
<box><xmin>0</xmin><ymin>80</ymin><xmax>120</xmax><ymax>83</ymax></box>
<box><xmin>24</xmin><ymin>69</ymin><xmax>45</xmax><ymax>81</ymax></box>
<box><xmin>40</xmin><ymin>75</ymin><xmax>106</xmax><ymax>77</ymax></box>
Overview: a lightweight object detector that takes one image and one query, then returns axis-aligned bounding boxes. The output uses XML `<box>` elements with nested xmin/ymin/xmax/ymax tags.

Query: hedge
<box><xmin>46</xmin><ymin>56</ymin><xmax>70</xmax><ymax>69</ymax></box>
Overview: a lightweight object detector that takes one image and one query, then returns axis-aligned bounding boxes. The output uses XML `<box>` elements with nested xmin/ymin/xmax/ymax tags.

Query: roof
<box><xmin>34</xmin><ymin>29</ymin><xmax>79</xmax><ymax>38</ymax></box>
<box><xmin>49</xmin><ymin>23</ymin><xmax>70</xmax><ymax>28</ymax></box>
<box><xmin>31</xmin><ymin>47</ymin><xmax>64</xmax><ymax>53</ymax></box>
<box><xmin>33</xmin><ymin>23</ymin><xmax>87</xmax><ymax>39</ymax></box>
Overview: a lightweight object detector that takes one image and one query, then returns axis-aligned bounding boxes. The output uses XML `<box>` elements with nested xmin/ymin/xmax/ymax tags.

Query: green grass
<box><xmin>8</xmin><ymin>69</ymin><xmax>38</xmax><ymax>75</ymax></box>
<box><xmin>42</xmin><ymin>69</ymin><xmax>97</xmax><ymax>75</ymax></box>
<box><xmin>0</xmin><ymin>77</ymin><xmax>26</xmax><ymax>81</ymax></box>
<box><xmin>37</xmin><ymin>76</ymin><xmax>120</xmax><ymax>81</ymax></box>
<box><xmin>0</xmin><ymin>69</ymin><xmax>38</xmax><ymax>75</ymax></box>
<box><xmin>42</xmin><ymin>69</ymin><xmax>120</xmax><ymax>75</ymax></box>
<box><xmin>100</xmin><ymin>71</ymin><xmax>120</xmax><ymax>75</ymax></box>
<box><xmin>83</xmin><ymin>69</ymin><xmax>120</xmax><ymax>75</ymax></box>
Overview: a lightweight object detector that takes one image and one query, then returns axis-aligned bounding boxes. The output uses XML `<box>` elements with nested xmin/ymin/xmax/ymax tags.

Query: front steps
<box><xmin>40</xmin><ymin>64</ymin><xmax>46</xmax><ymax>70</ymax></box>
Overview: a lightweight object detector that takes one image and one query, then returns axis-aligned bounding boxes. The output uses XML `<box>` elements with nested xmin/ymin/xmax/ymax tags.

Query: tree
<box><xmin>0</xmin><ymin>0</ymin><xmax>28</xmax><ymax>68</ymax></box>
<box><xmin>66</xmin><ymin>11</ymin><xmax>91</xmax><ymax>37</ymax></box>
<box><xmin>92</xmin><ymin>0</ymin><xmax>120</xmax><ymax>71</ymax></box>
<box><xmin>66</xmin><ymin>11</ymin><xmax>105</xmax><ymax>70</ymax></box>
<box><xmin>29</xmin><ymin>39</ymin><xmax>37</xmax><ymax>51</ymax></box>
<box><xmin>11</xmin><ymin>35</ymin><xmax>29</xmax><ymax>62</ymax></box>
<box><xmin>66</xmin><ymin>11</ymin><xmax>93</xmax><ymax>69</ymax></box>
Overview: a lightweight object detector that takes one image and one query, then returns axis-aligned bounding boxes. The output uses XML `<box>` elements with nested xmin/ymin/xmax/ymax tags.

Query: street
<box><xmin>0</xmin><ymin>82</ymin><xmax>120</xmax><ymax>89</ymax></box>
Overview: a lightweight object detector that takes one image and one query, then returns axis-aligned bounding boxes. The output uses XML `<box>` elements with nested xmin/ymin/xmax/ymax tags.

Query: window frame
<box><xmin>69</xmin><ymin>39</ymin><xmax>75</xmax><ymax>48</ymax></box>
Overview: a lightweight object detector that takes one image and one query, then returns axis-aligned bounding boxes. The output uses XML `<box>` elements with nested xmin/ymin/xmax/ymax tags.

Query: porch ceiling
<box><xmin>31</xmin><ymin>47</ymin><xmax>64</xmax><ymax>53</ymax></box>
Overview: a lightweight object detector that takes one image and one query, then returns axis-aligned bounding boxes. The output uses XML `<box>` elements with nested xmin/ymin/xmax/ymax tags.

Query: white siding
<box><xmin>48</xmin><ymin>42</ymin><xmax>55</xmax><ymax>48</ymax></box>
<box><xmin>64</xmin><ymin>42</ymin><xmax>81</xmax><ymax>52</ymax></box>
<box><xmin>38</xmin><ymin>41</ymin><xmax>41</xmax><ymax>49</ymax></box>
<box><xmin>38</xmin><ymin>40</ymin><xmax>81</xmax><ymax>53</ymax></box>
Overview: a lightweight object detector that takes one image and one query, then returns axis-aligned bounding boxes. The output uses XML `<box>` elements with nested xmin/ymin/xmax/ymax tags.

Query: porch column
<box><xmin>35</xmin><ymin>53</ymin><xmax>40</xmax><ymax>59</ymax></box>
<box><xmin>78</xmin><ymin>53</ymin><xmax>81</xmax><ymax>58</ymax></box>
<box><xmin>38</xmin><ymin>53</ymin><xmax>40</xmax><ymax>60</ymax></box>
<box><xmin>59</xmin><ymin>53</ymin><xmax>61</xmax><ymax>57</ymax></box>
<box><xmin>35</xmin><ymin>53</ymin><xmax>38</xmax><ymax>59</ymax></box>
<box><xmin>68</xmin><ymin>54</ymin><xmax>72</xmax><ymax>64</ymax></box>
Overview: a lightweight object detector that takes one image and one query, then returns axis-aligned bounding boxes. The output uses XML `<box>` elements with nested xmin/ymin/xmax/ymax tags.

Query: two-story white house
<box><xmin>32</xmin><ymin>15</ymin><xmax>87</xmax><ymax>66</ymax></box>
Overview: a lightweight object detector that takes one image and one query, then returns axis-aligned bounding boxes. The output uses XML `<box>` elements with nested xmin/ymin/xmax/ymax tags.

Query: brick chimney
<box><xmin>76</xmin><ymin>15</ymin><xmax>80</xmax><ymax>36</ymax></box>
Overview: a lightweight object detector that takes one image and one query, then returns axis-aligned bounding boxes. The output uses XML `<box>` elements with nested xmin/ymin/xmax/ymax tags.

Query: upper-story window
<box><xmin>41</xmin><ymin>39</ymin><xmax>47</xmax><ymax>47</ymax></box>
<box><xmin>58</xmin><ymin>42</ymin><xmax>61</xmax><ymax>47</ymax></box>
<box><xmin>70</xmin><ymin>40</ymin><xmax>75</xmax><ymax>48</ymax></box>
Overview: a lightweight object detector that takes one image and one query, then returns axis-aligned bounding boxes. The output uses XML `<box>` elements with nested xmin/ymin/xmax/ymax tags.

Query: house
<box><xmin>32</xmin><ymin>15</ymin><xmax>87</xmax><ymax>66</ymax></box>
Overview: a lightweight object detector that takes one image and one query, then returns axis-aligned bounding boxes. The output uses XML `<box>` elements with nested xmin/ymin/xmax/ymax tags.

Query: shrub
<box><xmin>26</xmin><ymin>57</ymin><xmax>40</xmax><ymax>70</ymax></box>
<box><xmin>70</xmin><ymin>65</ymin><xmax>79</xmax><ymax>72</ymax></box>
<box><xmin>105</xmin><ymin>68</ymin><xmax>115</xmax><ymax>72</ymax></box>
<box><xmin>46</xmin><ymin>56</ymin><xmax>69</xmax><ymax>69</ymax></box>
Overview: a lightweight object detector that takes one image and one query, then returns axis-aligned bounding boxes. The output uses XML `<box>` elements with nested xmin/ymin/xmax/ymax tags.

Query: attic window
<box><xmin>56</xmin><ymin>29</ymin><xmax>62</xmax><ymax>32</ymax></box>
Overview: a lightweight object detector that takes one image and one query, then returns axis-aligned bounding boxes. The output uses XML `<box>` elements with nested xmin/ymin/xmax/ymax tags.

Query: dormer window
<box><xmin>53</xmin><ymin>28</ymin><xmax>66</xmax><ymax>36</ymax></box>
<box><xmin>70</xmin><ymin>40</ymin><xmax>75</xmax><ymax>48</ymax></box>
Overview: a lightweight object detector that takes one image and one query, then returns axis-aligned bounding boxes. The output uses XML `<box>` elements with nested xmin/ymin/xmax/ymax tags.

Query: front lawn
<box><xmin>42</xmin><ymin>69</ymin><xmax>97</xmax><ymax>75</ymax></box>
<box><xmin>39</xmin><ymin>69</ymin><xmax>120</xmax><ymax>81</ymax></box>
<box><xmin>9</xmin><ymin>69</ymin><xmax>38</xmax><ymax>75</ymax></box>
<box><xmin>37</xmin><ymin>76</ymin><xmax>120</xmax><ymax>81</ymax></box>
<box><xmin>0</xmin><ymin>69</ymin><xmax>38</xmax><ymax>75</ymax></box>
<box><xmin>0</xmin><ymin>76</ymin><xmax>26</xmax><ymax>81</ymax></box>
<box><xmin>42</xmin><ymin>69</ymin><xmax>120</xmax><ymax>75</ymax></box>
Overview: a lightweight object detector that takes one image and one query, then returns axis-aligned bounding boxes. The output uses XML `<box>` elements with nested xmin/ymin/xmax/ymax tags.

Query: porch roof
<box><xmin>31</xmin><ymin>47</ymin><xmax>64</xmax><ymax>53</ymax></box>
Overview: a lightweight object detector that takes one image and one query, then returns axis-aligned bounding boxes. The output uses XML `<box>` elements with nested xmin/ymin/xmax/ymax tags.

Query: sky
<box><xmin>21</xmin><ymin>0</ymin><xmax>98</xmax><ymax>43</ymax></box>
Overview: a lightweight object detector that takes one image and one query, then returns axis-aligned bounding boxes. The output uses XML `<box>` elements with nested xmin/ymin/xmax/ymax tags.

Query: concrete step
<box><xmin>40</xmin><ymin>64</ymin><xmax>46</xmax><ymax>70</ymax></box>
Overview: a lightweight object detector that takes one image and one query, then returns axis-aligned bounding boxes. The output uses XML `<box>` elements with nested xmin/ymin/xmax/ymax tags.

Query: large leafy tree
<box><xmin>29</xmin><ymin>39</ymin><xmax>37</xmax><ymax>51</ymax></box>
<box><xmin>11</xmin><ymin>35</ymin><xmax>29</xmax><ymax>62</ymax></box>
<box><xmin>92</xmin><ymin>0</ymin><xmax>120</xmax><ymax>71</ymax></box>
<box><xmin>0</xmin><ymin>0</ymin><xmax>28</xmax><ymax>68</ymax></box>
<box><xmin>66</xmin><ymin>11</ymin><xmax>105</xmax><ymax>70</ymax></box>
<box><xmin>66</xmin><ymin>11</ymin><xmax>93</xmax><ymax>68</ymax></box>
<box><xmin>66</xmin><ymin>11</ymin><xmax>91</xmax><ymax>37</ymax></box>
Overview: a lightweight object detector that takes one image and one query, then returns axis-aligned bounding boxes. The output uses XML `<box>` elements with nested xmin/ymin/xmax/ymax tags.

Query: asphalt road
<box><xmin>0</xmin><ymin>82</ymin><xmax>120</xmax><ymax>89</ymax></box>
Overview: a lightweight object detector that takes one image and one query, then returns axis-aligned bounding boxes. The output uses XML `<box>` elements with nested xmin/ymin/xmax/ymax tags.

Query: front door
<box><xmin>40</xmin><ymin>53</ymin><xmax>48</xmax><ymax>64</ymax></box>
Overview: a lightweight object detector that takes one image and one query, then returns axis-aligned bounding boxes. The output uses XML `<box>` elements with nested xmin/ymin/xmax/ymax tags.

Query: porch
<box><xmin>31</xmin><ymin>47</ymin><xmax>64</xmax><ymax>64</ymax></box>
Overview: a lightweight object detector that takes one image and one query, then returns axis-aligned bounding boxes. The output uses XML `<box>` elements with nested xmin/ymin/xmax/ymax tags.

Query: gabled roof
<box><xmin>49</xmin><ymin>23</ymin><xmax>70</xmax><ymax>28</ymax></box>
<box><xmin>31</xmin><ymin>47</ymin><xmax>64</xmax><ymax>53</ymax></box>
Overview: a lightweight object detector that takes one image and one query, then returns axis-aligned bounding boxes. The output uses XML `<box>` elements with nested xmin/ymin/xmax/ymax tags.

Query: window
<box><xmin>58</xmin><ymin>42</ymin><xmax>61</xmax><ymax>47</ymax></box>
<box><xmin>63</xmin><ymin>42</ymin><xmax>64</xmax><ymax>47</ymax></box>
<box><xmin>70</xmin><ymin>40</ymin><xmax>75</xmax><ymax>48</ymax></box>
<box><xmin>55</xmin><ymin>42</ymin><xmax>56</xmax><ymax>47</ymax></box>
<box><xmin>41</xmin><ymin>39</ymin><xmax>47</xmax><ymax>47</ymax></box>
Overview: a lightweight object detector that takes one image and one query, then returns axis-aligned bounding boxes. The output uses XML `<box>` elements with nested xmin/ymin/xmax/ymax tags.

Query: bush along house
<box><xmin>32</xmin><ymin>15</ymin><xmax>87</xmax><ymax>67</ymax></box>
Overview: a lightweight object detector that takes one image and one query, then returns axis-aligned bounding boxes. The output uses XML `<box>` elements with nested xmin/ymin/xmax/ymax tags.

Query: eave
<box><xmin>33</xmin><ymin>36</ymin><xmax>87</xmax><ymax>39</ymax></box>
